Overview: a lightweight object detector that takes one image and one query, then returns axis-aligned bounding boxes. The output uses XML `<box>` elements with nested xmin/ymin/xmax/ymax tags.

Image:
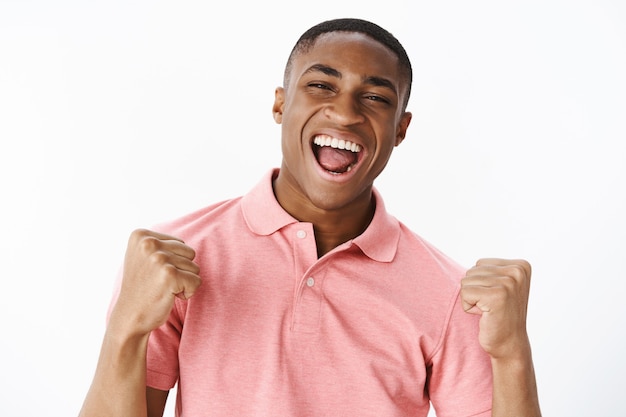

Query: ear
<box><xmin>273</xmin><ymin>87</ymin><xmax>285</xmax><ymax>124</ymax></box>
<box><xmin>395</xmin><ymin>111</ymin><xmax>412</xmax><ymax>146</ymax></box>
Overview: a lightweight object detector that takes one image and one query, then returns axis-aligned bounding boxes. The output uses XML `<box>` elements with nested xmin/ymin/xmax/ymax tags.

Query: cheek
<box><xmin>280</xmin><ymin>119</ymin><xmax>306</xmax><ymax>163</ymax></box>
<box><xmin>280</xmin><ymin>101</ymin><xmax>319</xmax><ymax>144</ymax></box>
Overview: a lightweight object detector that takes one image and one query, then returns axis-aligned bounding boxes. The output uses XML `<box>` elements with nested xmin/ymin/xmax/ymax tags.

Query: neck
<box><xmin>272</xmin><ymin>173</ymin><xmax>375</xmax><ymax>258</ymax></box>
<box><xmin>310</xmin><ymin>200</ymin><xmax>375</xmax><ymax>257</ymax></box>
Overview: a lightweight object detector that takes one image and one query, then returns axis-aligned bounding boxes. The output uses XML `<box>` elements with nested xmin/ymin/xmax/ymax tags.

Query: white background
<box><xmin>1</xmin><ymin>1</ymin><xmax>625</xmax><ymax>416</ymax></box>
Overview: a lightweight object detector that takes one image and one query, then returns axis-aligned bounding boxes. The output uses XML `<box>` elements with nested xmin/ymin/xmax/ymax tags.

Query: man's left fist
<box><xmin>461</xmin><ymin>258</ymin><xmax>532</xmax><ymax>359</ymax></box>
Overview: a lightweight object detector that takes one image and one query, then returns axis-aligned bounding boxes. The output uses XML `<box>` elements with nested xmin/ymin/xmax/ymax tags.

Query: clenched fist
<box><xmin>109</xmin><ymin>229</ymin><xmax>202</xmax><ymax>338</ymax></box>
<box><xmin>461</xmin><ymin>258</ymin><xmax>532</xmax><ymax>360</ymax></box>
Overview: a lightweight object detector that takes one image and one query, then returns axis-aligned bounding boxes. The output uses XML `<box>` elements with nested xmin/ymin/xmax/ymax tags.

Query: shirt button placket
<box><xmin>292</xmin><ymin>224</ymin><xmax>322</xmax><ymax>333</ymax></box>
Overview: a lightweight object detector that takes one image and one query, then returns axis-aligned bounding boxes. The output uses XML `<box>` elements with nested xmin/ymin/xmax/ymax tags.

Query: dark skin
<box><xmin>79</xmin><ymin>31</ymin><xmax>540</xmax><ymax>417</ymax></box>
<box><xmin>272</xmin><ymin>32</ymin><xmax>412</xmax><ymax>257</ymax></box>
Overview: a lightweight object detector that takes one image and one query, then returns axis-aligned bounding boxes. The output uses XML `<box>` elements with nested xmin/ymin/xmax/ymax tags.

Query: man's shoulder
<box><xmin>152</xmin><ymin>196</ymin><xmax>245</xmax><ymax>241</ymax></box>
<box><xmin>396</xmin><ymin>223</ymin><xmax>467</xmax><ymax>283</ymax></box>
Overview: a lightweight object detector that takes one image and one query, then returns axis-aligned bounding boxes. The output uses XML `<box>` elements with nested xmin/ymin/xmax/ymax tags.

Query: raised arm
<box><xmin>461</xmin><ymin>258</ymin><xmax>542</xmax><ymax>417</ymax></box>
<box><xmin>79</xmin><ymin>229</ymin><xmax>201</xmax><ymax>417</ymax></box>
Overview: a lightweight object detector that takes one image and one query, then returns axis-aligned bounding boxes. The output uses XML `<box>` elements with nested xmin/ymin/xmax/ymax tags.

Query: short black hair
<box><xmin>284</xmin><ymin>18</ymin><xmax>413</xmax><ymax>110</ymax></box>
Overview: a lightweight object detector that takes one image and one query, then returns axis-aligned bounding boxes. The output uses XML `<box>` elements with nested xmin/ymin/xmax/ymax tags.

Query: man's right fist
<box><xmin>109</xmin><ymin>229</ymin><xmax>202</xmax><ymax>337</ymax></box>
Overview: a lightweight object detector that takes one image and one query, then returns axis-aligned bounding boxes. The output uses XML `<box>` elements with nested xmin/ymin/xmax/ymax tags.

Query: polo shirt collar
<box><xmin>241</xmin><ymin>169</ymin><xmax>299</xmax><ymax>235</ymax></box>
<box><xmin>352</xmin><ymin>189</ymin><xmax>400</xmax><ymax>263</ymax></box>
<box><xmin>241</xmin><ymin>169</ymin><xmax>400</xmax><ymax>263</ymax></box>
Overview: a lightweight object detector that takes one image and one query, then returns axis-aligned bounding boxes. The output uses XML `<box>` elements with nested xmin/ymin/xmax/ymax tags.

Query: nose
<box><xmin>323</xmin><ymin>93</ymin><xmax>365</xmax><ymax>126</ymax></box>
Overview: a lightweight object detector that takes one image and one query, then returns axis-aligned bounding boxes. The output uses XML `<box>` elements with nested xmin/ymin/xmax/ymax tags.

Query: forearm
<box><xmin>491</xmin><ymin>342</ymin><xmax>541</xmax><ymax>417</ymax></box>
<box><xmin>79</xmin><ymin>323</ymin><xmax>150</xmax><ymax>417</ymax></box>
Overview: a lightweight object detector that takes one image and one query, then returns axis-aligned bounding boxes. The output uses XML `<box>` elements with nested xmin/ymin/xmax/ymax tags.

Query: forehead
<box><xmin>288</xmin><ymin>32</ymin><xmax>404</xmax><ymax>87</ymax></box>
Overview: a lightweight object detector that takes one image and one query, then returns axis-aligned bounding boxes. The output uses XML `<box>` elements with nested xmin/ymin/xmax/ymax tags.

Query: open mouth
<box><xmin>312</xmin><ymin>134</ymin><xmax>362</xmax><ymax>175</ymax></box>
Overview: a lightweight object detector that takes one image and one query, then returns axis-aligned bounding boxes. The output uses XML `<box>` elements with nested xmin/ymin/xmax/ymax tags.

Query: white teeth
<box><xmin>313</xmin><ymin>134</ymin><xmax>362</xmax><ymax>153</ymax></box>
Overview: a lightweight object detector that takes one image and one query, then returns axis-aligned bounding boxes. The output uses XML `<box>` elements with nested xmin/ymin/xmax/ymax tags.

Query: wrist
<box><xmin>107</xmin><ymin>299</ymin><xmax>155</xmax><ymax>339</ymax></box>
<box><xmin>105</xmin><ymin>310</ymin><xmax>152</xmax><ymax>358</ymax></box>
<box><xmin>487</xmin><ymin>332</ymin><xmax>532</xmax><ymax>361</ymax></box>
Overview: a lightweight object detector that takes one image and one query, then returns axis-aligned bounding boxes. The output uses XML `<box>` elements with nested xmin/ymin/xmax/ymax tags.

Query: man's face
<box><xmin>273</xmin><ymin>31</ymin><xmax>412</xmax><ymax>213</ymax></box>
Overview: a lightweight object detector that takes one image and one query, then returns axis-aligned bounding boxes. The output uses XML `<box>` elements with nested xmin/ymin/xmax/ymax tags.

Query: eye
<box><xmin>305</xmin><ymin>81</ymin><xmax>336</xmax><ymax>98</ymax></box>
<box><xmin>307</xmin><ymin>82</ymin><xmax>332</xmax><ymax>90</ymax></box>
<box><xmin>363</xmin><ymin>94</ymin><xmax>391</xmax><ymax>105</ymax></box>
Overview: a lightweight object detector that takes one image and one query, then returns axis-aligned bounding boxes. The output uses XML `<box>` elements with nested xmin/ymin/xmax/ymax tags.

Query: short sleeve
<box><xmin>145</xmin><ymin>299</ymin><xmax>186</xmax><ymax>390</ymax></box>
<box><xmin>427</xmin><ymin>290</ymin><xmax>493</xmax><ymax>417</ymax></box>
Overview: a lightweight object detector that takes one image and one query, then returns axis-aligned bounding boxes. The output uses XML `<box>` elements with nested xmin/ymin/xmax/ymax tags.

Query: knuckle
<box><xmin>138</xmin><ymin>234</ymin><xmax>160</xmax><ymax>254</ymax></box>
<box><xmin>155</xmin><ymin>263</ymin><xmax>179</xmax><ymax>286</ymax></box>
<box><xmin>151</xmin><ymin>250</ymin><xmax>170</xmax><ymax>266</ymax></box>
<box><xmin>518</xmin><ymin>259</ymin><xmax>532</xmax><ymax>276</ymax></box>
<box><xmin>130</xmin><ymin>229</ymin><xmax>150</xmax><ymax>240</ymax></box>
<box><xmin>129</xmin><ymin>228</ymin><xmax>146</xmax><ymax>244</ymax></box>
<box><xmin>508</xmin><ymin>264</ymin><xmax>527</xmax><ymax>281</ymax></box>
<box><xmin>162</xmin><ymin>262</ymin><xmax>178</xmax><ymax>276</ymax></box>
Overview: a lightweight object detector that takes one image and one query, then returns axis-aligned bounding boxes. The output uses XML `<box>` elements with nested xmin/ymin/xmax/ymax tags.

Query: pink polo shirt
<box><xmin>139</xmin><ymin>169</ymin><xmax>492</xmax><ymax>417</ymax></box>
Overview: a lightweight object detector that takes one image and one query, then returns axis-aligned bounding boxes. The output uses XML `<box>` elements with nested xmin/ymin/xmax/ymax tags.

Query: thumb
<box><xmin>460</xmin><ymin>287</ymin><xmax>490</xmax><ymax>315</ymax></box>
<box><xmin>172</xmin><ymin>270</ymin><xmax>202</xmax><ymax>301</ymax></box>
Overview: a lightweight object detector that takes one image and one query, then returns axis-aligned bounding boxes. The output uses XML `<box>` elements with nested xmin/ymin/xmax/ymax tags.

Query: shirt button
<box><xmin>306</xmin><ymin>277</ymin><xmax>315</xmax><ymax>287</ymax></box>
<box><xmin>296</xmin><ymin>230</ymin><xmax>307</xmax><ymax>239</ymax></box>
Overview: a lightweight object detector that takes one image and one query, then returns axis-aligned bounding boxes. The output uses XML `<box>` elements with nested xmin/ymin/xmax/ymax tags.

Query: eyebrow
<box><xmin>303</xmin><ymin>64</ymin><xmax>341</xmax><ymax>78</ymax></box>
<box><xmin>364</xmin><ymin>75</ymin><xmax>397</xmax><ymax>96</ymax></box>
<box><xmin>303</xmin><ymin>64</ymin><xmax>398</xmax><ymax>96</ymax></box>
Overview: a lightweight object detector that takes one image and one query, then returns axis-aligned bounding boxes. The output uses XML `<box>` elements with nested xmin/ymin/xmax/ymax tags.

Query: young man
<box><xmin>79</xmin><ymin>18</ymin><xmax>541</xmax><ymax>417</ymax></box>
